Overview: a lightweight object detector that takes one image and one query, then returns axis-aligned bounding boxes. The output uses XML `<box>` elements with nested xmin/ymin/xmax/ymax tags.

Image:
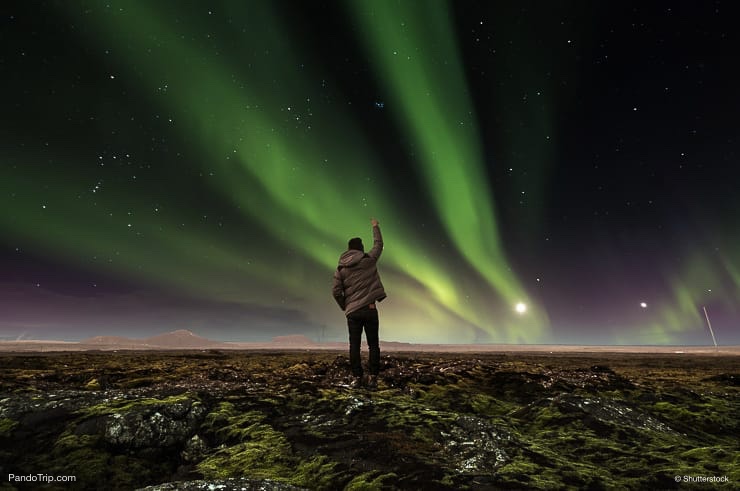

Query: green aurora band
<box><xmin>4</xmin><ymin>2</ymin><xmax>545</xmax><ymax>342</ymax></box>
<box><xmin>1</xmin><ymin>1</ymin><xmax>737</xmax><ymax>344</ymax></box>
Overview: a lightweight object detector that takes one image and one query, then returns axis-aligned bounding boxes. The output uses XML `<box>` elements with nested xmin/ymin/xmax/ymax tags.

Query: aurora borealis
<box><xmin>2</xmin><ymin>1</ymin><xmax>738</xmax><ymax>345</ymax></box>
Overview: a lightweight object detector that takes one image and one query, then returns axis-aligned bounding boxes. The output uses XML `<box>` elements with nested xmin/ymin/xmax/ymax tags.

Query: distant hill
<box><xmin>78</xmin><ymin>330</ymin><xmax>227</xmax><ymax>349</ymax></box>
<box><xmin>82</xmin><ymin>335</ymin><xmax>139</xmax><ymax>345</ymax></box>
<box><xmin>142</xmin><ymin>329</ymin><xmax>224</xmax><ymax>348</ymax></box>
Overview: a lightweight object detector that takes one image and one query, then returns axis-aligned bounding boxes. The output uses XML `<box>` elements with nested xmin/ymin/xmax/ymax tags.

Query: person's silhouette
<box><xmin>332</xmin><ymin>218</ymin><xmax>386</xmax><ymax>388</ymax></box>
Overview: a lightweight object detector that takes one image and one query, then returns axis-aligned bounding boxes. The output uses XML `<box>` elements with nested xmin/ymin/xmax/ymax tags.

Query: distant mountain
<box><xmin>141</xmin><ymin>329</ymin><xmax>225</xmax><ymax>348</ymax></box>
<box><xmin>82</xmin><ymin>335</ymin><xmax>136</xmax><ymax>345</ymax></box>
<box><xmin>79</xmin><ymin>330</ymin><xmax>226</xmax><ymax>349</ymax></box>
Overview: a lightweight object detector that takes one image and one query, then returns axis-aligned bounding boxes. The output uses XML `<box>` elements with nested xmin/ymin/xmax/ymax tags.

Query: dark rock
<box><xmin>636</xmin><ymin>391</ymin><xmax>659</xmax><ymax>403</ymax></box>
<box><xmin>703</xmin><ymin>373</ymin><xmax>739</xmax><ymax>386</ymax></box>
<box><xmin>106</xmin><ymin>402</ymin><xmax>204</xmax><ymax>448</ymax></box>
<box><xmin>180</xmin><ymin>434</ymin><xmax>208</xmax><ymax>463</ymax></box>
<box><xmin>417</xmin><ymin>373</ymin><xmax>436</xmax><ymax>385</ymax></box>
<box><xmin>137</xmin><ymin>477</ymin><xmax>308</xmax><ymax>490</ymax></box>
<box><xmin>554</xmin><ymin>395</ymin><xmax>675</xmax><ymax>434</ymax></box>
<box><xmin>441</xmin><ymin>415</ymin><xmax>513</xmax><ymax>473</ymax></box>
<box><xmin>74</xmin><ymin>416</ymin><xmax>103</xmax><ymax>435</ymax></box>
<box><xmin>20</xmin><ymin>405</ymin><xmax>71</xmax><ymax>427</ymax></box>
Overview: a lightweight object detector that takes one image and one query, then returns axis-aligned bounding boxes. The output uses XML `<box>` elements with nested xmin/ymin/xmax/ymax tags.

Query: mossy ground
<box><xmin>0</xmin><ymin>351</ymin><xmax>738</xmax><ymax>490</ymax></box>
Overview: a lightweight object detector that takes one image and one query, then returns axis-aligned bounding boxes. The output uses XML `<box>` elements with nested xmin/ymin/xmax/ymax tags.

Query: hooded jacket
<box><xmin>332</xmin><ymin>225</ymin><xmax>386</xmax><ymax>316</ymax></box>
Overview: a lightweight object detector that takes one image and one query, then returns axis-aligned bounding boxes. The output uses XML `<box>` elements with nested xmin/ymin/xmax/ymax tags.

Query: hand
<box><xmin>371</xmin><ymin>218</ymin><xmax>379</xmax><ymax>227</ymax></box>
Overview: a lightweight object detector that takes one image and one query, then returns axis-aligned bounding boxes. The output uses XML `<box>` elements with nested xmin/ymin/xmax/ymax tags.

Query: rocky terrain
<box><xmin>0</xmin><ymin>350</ymin><xmax>738</xmax><ymax>490</ymax></box>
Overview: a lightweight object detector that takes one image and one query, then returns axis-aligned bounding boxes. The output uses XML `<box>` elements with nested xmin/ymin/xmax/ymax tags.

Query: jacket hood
<box><xmin>338</xmin><ymin>250</ymin><xmax>365</xmax><ymax>267</ymax></box>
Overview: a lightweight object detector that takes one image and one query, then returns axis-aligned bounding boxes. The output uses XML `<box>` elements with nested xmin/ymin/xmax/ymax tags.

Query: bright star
<box><xmin>515</xmin><ymin>302</ymin><xmax>527</xmax><ymax>314</ymax></box>
<box><xmin>640</xmin><ymin>302</ymin><xmax>647</xmax><ymax>308</ymax></box>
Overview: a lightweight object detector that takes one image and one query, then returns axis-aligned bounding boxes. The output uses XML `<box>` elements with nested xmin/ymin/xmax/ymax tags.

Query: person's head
<box><xmin>348</xmin><ymin>237</ymin><xmax>364</xmax><ymax>252</ymax></box>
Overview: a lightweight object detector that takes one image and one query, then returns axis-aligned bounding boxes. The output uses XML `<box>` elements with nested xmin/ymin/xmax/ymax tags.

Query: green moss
<box><xmin>198</xmin><ymin>404</ymin><xmax>293</xmax><ymax>480</ymax></box>
<box><xmin>412</xmin><ymin>383</ymin><xmax>473</xmax><ymax>413</ymax></box>
<box><xmin>119</xmin><ymin>377</ymin><xmax>156</xmax><ymax>388</ymax></box>
<box><xmin>650</xmin><ymin>398</ymin><xmax>739</xmax><ymax>439</ymax></box>
<box><xmin>2</xmin><ymin>350</ymin><xmax>738</xmax><ymax>490</ymax></box>
<box><xmin>79</xmin><ymin>393</ymin><xmax>195</xmax><ymax>417</ymax></box>
<box><xmin>202</xmin><ymin>401</ymin><xmax>282</xmax><ymax>444</ymax></box>
<box><xmin>344</xmin><ymin>471</ymin><xmax>397</xmax><ymax>490</ymax></box>
<box><xmin>50</xmin><ymin>431</ymin><xmax>109</xmax><ymax>483</ymax></box>
<box><xmin>379</xmin><ymin>392</ymin><xmax>456</xmax><ymax>429</ymax></box>
<box><xmin>84</xmin><ymin>378</ymin><xmax>101</xmax><ymax>390</ymax></box>
<box><xmin>199</xmin><ymin>402</ymin><xmax>346</xmax><ymax>488</ymax></box>
<box><xmin>291</xmin><ymin>455</ymin><xmax>343</xmax><ymax>490</ymax></box>
<box><xmin>48</xmin><ymin>427</ymin><xmax>179</xmax><ymax>489</ymax></box>
<box><xmin>681</xmin><ymin>446</ymin><xmax>727</xmax><ymax>461</ymax></box>
<box><xmin>497</xmin><ymin>459</ymin><xmax>558</xmax><ymax>488</ymax></box>
<box><xmin>469</xmin><ymin>392</ymin><xmax>511</xmax><ymax>416</ymax></box>
<box><xmin>107</xmin><ymin>454</ymin><xmax>156</xmax><ymax>487</ymax></box>
<box><xmin>0</xmin><ymin>418</ymin><xmax>18</xmax><ymax>436</ymax></box>
<box><xmin>203</xmin><ymin>400</ymin><xmax>236</xmax><ymax>425</ymax></box>
<box><xmin>197</xmin><ymin>440</ymin><xmax>293</xmax><ymax>480</ymax></box>
<box><xmin>676</xmin><ymin>445</ymin><xmax>740</xmax><ymax>479</ymax></box>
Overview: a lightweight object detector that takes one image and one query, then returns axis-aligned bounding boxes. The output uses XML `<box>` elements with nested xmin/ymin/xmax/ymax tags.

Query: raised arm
<box><xmin>367</xmin><ymin>218</ymin><xmax>383</xmax><ymax>260</ymax></box>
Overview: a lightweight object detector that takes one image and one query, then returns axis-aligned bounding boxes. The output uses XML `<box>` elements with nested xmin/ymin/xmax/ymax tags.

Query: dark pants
<box><xmin>347</xmin><ymin>306</ymin><xmax>380</xmax><ymax>377</ymax></box>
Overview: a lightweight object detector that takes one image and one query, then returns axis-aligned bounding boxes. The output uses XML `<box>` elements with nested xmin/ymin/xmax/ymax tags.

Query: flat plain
<box><xmin>1</xmin><ymin>349</ymin><xmax>738</xmax><ymax>490</ymax></box>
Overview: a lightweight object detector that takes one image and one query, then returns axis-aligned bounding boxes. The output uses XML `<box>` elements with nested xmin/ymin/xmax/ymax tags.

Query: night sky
<box><xmin>2</xmin><ymin>1</ymin><xmax>739</xmax><ymax>345</ymax></box>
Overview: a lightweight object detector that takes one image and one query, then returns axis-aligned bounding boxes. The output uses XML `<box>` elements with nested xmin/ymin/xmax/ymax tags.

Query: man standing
<box><xmin>332</xmin><ymin>218</ymin><xmax>386</xmax><ymax>388</ymax></box>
